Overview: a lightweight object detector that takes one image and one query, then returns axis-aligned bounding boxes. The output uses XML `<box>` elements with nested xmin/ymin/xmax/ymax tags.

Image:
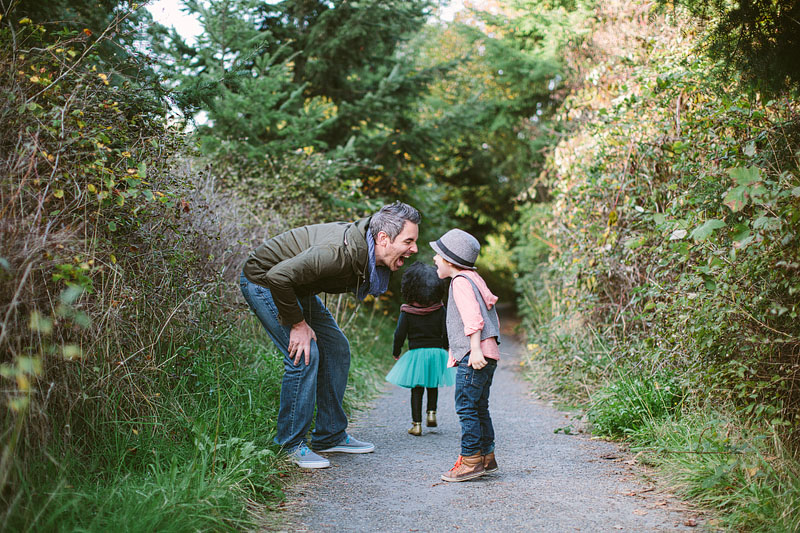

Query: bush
<box><xmin>588</xmin><ymin>373</ymin><xmax>684</xmax><ymax>438</ymax></box>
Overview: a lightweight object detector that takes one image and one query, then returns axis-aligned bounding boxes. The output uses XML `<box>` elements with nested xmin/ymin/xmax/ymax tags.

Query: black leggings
<box><xmin>410</xmin><ymin>387</ymin><xmax>438</xmax><ymax>422</ymax></box>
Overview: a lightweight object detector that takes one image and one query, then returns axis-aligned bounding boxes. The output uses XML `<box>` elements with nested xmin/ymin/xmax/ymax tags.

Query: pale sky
<box><xmin>146</xmin><ymin>0</ymin><xmax>464</xmax><ymax>42</ymax></box>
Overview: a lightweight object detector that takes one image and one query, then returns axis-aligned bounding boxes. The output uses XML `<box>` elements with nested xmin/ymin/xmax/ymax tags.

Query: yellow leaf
<box><xmin>62</xmin><ymin>345</ymin><xmax>83</xmax><ymax>360</ymax></box>
<box><xmin>87</xmin><ymin>183</ymin><xmax>96</xmax><ymax>193</ymax></box>
<box><xmin>19</xmin><ymin>17</ymin><xmax>32</xmax><ymax>24</ymax></box>
<box><xmin>110</xmin><ymin>254</ymin><xmax>117</xmax><ymax>264</ymax></box>
<box><xmin>53</xmin><ymin>189</ymin><xmax>64</xmax><ymax>199</ymax></box>
<box><xmin>17</xmin><ymin>374</ymin><xmax>30</xmax><ymax>391</ymax></box>
<box><xmin>29</xmin><ymin>75</ymin><xmax>40</xmax><ymax>83</ymax></box>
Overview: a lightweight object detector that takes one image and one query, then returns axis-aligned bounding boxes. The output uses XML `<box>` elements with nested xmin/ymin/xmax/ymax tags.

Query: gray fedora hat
<box><xmin>430</xmin><ymin>229</ymin><xmax>480</xmax><ymax>270</ymax></box>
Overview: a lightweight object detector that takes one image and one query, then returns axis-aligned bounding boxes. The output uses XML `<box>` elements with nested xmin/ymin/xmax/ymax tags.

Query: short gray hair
<box><xmin>369</xmin><ymin>201</ymin><xmax>421</xmax><ymax>240</ymax></box>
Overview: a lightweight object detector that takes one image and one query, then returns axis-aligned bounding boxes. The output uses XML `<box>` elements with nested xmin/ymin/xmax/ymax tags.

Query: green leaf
<box><xmin>727</xmin><ymin>166</ymin><xmax>761</xmax><ymax>186</ymax></box>
<box><xmin>652</xmin><ymin>213</ymin><xmax>666</xmax><ymax>225</ymax></box>
<box><xmin>669</xmin><ymin>229</ymin><xmax>687</xmax><ymax>240</ymax></box>
<box><xmin>671</xmin><ymin>140</ymin><xmax>690</xmax><ymax>154</ymax></box>
<box><xmin>108</xmin><ymin>221</ymin><xmax>117</xmax><ymax>232</ymax></box>
<box><xmin>624</xmin><ymin>237</ymin><xmax>646</xmax><ymax>249</ymax></box>
<box><xmin>62</xmin><ymin>345</ymin><xmax>84</xmax><ymax>360</ymax></box>
<box><xmin>690</xmin><ymin>219</ymin><xmax>726</xmax><ymax>241</ymax></box>
<box><xmin>29</xmin><ymin>311</ymin><xmax>53</xmax><ymax>334</ymax></box>
<box><xmin>60</xmin><ymin>286</ymin><xmax>84</xmax><ymax>304</ymax></box>
<box><xmin>732</xmin><ymin>225</ymin><xmax>751</xmax><ymax>242</ymax></box>
<box><xmin>723</xmin><ymin>185</ymin><xmax>748</xmax><ymax>212</ymax></box>
<box><xmin>137</xmin><ymin>162</ymin><xmax>147</xmax><ymax>178</ymax></box>
<box><xmin>753</xmin><ymin>216</ymin><xmax>781</xmax><ymax>231</ymax></box>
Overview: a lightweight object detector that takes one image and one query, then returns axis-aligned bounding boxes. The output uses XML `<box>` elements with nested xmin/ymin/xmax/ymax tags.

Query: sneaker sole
<box><xmin>293</xmin><ymin>460</ymin><xmax>330</xmax><ymax>469</ymax></box>
<box><xmin>441</xmin><ymin>470</ymin><xmax>485</xmax><ymax>482</ymax></box>
<box><xmin>316</xmin><ymin>445</ymin><xmax>375</xmax><ymax>454</ymax></box>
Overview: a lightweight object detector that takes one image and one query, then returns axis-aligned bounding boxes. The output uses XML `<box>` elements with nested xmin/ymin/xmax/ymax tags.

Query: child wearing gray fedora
<box><xmin>431</xmin><ymin>228</ymin><xmax>501</xmax><ymax>482</ymax></box>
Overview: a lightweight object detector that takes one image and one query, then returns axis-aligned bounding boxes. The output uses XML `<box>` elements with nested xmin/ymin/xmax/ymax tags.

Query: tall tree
<box><xmin>668</xmin><ymin>0</ymin><xmax>800</xmax><ymax>95</ymax></box>
<box><xmin>151</xmin><ymin>0</ymin><xmax>436</xmax><ymax>163</ymax></box>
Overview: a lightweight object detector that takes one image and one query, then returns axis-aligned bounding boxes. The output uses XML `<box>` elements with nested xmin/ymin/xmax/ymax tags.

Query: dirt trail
<box><xmin>279</xmin><ymin>312</ymin><xmax>701</xmax><ymax>532</ymax></box>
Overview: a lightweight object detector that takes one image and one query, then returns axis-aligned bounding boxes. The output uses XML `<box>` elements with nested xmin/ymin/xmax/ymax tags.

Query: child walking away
<box><xmin>386</xmin><ymin>262</ymin><xmax>454</xmax><ymax>436</ymax></box>
<box><xmin>431</xmin><ymin>229</ymin><xmax>500</xmax><ymax>482</ymax></box>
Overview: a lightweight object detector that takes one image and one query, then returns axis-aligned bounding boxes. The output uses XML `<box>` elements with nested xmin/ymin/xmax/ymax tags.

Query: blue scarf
<box><xmin>356</xmin><ymin>231</ymin><xmax>390</xmax><ymax>300</ymax></box>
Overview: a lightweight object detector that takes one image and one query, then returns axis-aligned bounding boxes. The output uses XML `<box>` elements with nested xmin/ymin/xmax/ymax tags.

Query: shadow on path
<box><xmin>279</xmin><ymin>308</ymin><xmax>701</xmax><ymax>532</ymax></box>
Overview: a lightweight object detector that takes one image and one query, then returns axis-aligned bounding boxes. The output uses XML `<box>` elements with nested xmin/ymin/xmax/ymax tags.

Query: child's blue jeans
<box><xmin>454</xmin><ymin>356</ymin><xmax>497</xmax><ymax>456</ymax></box>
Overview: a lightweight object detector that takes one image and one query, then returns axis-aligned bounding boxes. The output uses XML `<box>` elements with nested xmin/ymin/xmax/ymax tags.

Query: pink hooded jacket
<box><xmin>449</xmin><ymin>269</ymin><xmax>500</xmax><ymax>366</ymax></box>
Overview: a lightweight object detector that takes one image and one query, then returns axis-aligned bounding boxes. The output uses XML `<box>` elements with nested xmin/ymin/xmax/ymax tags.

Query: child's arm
<box><xmin>467</xmin><ymin>330</ymin><xmax>487</xmax><ymax>369</ymax></box>
<box><xmin>392</xmin><ymin>312</ymin><xmax>408</xmax><ymax>360</ymax></box>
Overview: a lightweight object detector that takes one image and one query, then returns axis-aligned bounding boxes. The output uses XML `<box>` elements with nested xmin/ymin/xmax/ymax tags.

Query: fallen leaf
<box><xmin>684</xmin><ymin>517</ymin><xmax>698</xmax><ymax>527</ymax></box>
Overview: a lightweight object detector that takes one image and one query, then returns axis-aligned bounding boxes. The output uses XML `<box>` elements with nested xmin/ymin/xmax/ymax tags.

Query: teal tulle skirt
<box><xmin>386</xmin><ymin>347</ymin><xmax>455</xmax><ymax>389</ymax></box>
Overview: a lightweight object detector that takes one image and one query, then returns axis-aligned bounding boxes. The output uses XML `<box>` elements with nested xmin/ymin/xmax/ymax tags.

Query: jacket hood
<box><xmin>458</xmin><ymin>270</ymin><xmax>498</xmax><ymax>309</ymax></box>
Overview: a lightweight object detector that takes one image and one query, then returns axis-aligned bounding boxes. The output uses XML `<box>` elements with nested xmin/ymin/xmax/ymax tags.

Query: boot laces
<box><xmin>449</xmin><ymin>455</ymin><xmax>463</xmax><ymax>472</ymax></box>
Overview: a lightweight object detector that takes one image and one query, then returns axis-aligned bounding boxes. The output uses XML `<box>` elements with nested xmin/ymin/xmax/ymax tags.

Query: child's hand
<box><xmin>468</xmin><ymin>350</ymin><xmax>487</xmax><ymax>369</ymax></box>
<box><xmin>393</xmin><ymin>354</ymin><xmax>400</xmax><ymax>361</ymax></box>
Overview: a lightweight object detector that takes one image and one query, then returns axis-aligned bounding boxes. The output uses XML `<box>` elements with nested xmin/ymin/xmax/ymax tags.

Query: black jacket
<box><xmin>392</xmin><ymin>307</ymin><xmax>448</xmax><ymax>357</ymax></box>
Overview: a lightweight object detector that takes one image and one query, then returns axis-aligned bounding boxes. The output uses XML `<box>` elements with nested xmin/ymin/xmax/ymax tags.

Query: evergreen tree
<box><xmin>668</xmin><ymin>0</ymin><xmax>800</xmax><ymax>95</ymax></box>
<box><xmin>150</xmin><ymin>0</ymin><xmax>336</xmax><ymax>158</ymax></box>
<box><xmin>152</xmin><ymin>0</ymin><xmax>436</xmax><ymax>163</ymax></box>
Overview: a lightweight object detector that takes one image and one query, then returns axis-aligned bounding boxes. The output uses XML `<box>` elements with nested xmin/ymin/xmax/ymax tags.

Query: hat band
<box><xmin>436</xmin><ymin>239</ymin><xmax>474</xmax><ymax>268</ymax></box>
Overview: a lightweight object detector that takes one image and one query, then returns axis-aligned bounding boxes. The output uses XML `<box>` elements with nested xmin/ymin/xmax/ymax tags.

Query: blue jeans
<box><xmin>454</xmin><ymin>356</ymin><xmax>497</xmax><ymax>456</ymax></box>
<box><xmin>239</xmin><ymin>272</ymin><xmax>350</xmax><ymax>451</ymax></box>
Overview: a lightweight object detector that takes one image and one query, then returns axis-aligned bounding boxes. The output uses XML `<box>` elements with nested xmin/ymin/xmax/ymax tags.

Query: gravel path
<box><xmin>279</xmin><ymin>314</ymin><xmax>702</xmax><ymax>532</ymax></box>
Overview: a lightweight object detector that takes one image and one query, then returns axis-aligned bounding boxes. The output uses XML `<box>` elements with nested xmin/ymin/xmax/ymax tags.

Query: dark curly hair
<box><xmin>400</xmin><ymin>262</ymin><xmax>445</xmax><ymax>306</ymax></box>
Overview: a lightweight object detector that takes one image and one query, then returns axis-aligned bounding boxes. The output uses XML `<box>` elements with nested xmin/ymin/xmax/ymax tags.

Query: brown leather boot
<box><xmin>483</xmin><ymin>452</ymin><xmax>498</xmax><ymax>473</ymax></box>
<box><xmin>441</xmin><ymin>453</ymin><xmax>485</xmax><ymax>482</ymax></box>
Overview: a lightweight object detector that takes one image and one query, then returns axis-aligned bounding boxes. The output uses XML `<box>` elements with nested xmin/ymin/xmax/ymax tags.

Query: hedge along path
<box><xmin>279</xmin><ymin>310</ymin><xmax>701</xmax><ymax>532</ymax></box>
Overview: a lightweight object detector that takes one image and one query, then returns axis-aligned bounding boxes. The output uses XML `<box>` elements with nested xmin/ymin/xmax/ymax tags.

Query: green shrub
<box><xmin>588</xmin><ymin>373</ymin><xmax>684</xmax><ymax>438</ymax></box>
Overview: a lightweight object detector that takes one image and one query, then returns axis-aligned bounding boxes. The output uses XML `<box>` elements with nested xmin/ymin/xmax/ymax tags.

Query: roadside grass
<box><xmin>521</xmin><ymin>320</ymin><xmax>800</xmax><ymax>532</ymax></box>
<box><xmin>627</xmin><ymin>408</ymin><xmax>800</xmax><ymax>532</ymax></box>
<box><xmin>567</xmin><ymin>363</ymin><xmax>800</xmax><ymax>532</ymax></box>
<box><xmin>3</xmin><ymin>298</ymin><xmax>395</xmax><ymax>532</ymax></box>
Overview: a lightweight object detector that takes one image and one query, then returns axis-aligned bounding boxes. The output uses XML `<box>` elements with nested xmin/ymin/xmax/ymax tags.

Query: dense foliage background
<box><xmin>1</xmin><ymin>0</ymin><xmax>798</xmax><ymax>530</ymax></box>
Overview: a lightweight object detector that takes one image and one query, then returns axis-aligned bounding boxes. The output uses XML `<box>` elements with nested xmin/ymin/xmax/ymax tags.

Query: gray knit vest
<box><xmin>447</xmin><ymin>274</ymin><xmax>500</xmax><ymax>362</ymax></box>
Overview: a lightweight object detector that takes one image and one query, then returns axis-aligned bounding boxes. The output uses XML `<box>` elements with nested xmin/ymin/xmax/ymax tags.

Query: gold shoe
<box><xmin>408</xmin><ymin>422</ymin><xmax>422</xmax><ymax>436</ymax></box>
<box><xmin>426</xmin><ymin>410</ymin><xmax>437</xmax><ymax>427</ymax></box>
